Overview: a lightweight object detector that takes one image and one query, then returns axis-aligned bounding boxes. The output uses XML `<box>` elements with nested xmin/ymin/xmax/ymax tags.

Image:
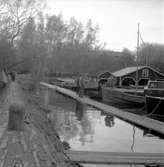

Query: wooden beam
<box><xmin>66</xmin><ymin>150</ymin><xmax>164</xmax><ymax>165</ymax></box>
<box><xmin>40</xmin><ymin>82</ymin><xmax>164</xmax><ymax>135</ymax></box>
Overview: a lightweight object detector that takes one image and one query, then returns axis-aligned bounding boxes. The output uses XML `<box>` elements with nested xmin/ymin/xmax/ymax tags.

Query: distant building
<box><xmin>113</xmin><ymin>66</ymin><xmax>164</xmax><ymax>87</ymax></box>
<box><xmin>98</xmin><ymin>66</ymin><xmax>164</xmax><ymax>87</ymax></box>
<box><xmin>98</xmin><ymin>71</ymin><xmax>113</xmax><ymax>85</ymax></box>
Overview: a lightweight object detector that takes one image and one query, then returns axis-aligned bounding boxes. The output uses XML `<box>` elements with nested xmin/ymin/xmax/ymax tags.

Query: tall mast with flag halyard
<box><xmin>136</xmin><ymin>23</ymin><xmax>140</xmax><ymax>89</ymax></box>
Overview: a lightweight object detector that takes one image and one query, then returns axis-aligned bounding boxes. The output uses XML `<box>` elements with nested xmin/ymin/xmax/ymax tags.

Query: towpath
<box><xmin>0</xmin><ymin>81</ymin><xmax>77</xmax><ymax>167</ymax></box>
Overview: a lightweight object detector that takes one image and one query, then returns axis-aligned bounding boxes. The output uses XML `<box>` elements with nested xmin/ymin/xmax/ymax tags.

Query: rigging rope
<box><xmin>130</xmin><ymin>126</ymin><xmax>136</xmax><ymax>167</ymax></box>
<box><xmin>143</xmin><ymin>97</ymin><xmax>162</xmax><ymax>117</ymax></box>
<box><xmin>139</xmin><ymin>32</ymin><xmax>145</xmax><ymax>45</ymax></box>
<box><xmin>131</xmin><ymin>126</ymin><xmax>135</xmax><ymax>153</ymax></box>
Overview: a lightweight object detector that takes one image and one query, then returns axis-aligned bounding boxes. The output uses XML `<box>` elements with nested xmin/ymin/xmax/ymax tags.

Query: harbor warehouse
<box><xmin>101</xmin><ymin>66</ymin><xmax>164</xmax><ymax>87</ymax></box>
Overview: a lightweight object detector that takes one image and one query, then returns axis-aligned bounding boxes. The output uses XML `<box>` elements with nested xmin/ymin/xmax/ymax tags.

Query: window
<box><xmin>142</xmin><ymin>69</ymin><xmax>149</xmax><ymax>77</ymax></box>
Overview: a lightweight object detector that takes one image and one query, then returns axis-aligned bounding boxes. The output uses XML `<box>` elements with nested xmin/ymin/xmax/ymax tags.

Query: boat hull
<box><xmin>102</xmin><ymin>87</ymin><xmax>145</xmax><ymax>108</ymax></box>
<box><xmin>146</xmin><ymin>95</ymin><xmax>164</xmax><ymax>116</ymax></box>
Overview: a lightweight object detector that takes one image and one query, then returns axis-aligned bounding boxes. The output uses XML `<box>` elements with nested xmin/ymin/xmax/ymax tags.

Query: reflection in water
<box><xmin>104</xmin><ymin>115</ymin><xmax>115</xmax><ymax>127</ymax></box>
<box><xmin>75</xmin><ymin>101</ymin><xmax>95</xmax><ymax>145</ymax></box>
<box><xmin>75</xmin><ymin>101</ymin><xmax>84</xmax><ymax>121</ymax></box>
<box><xmin>131</xmin><ymin>126</ymin><xmax>136</xmax><ymax>153</ymax></box>
<box><xmin>143</xmin><ymin>129</ymin><xmax>154</xmax><ymax>138</ymax></box>
<box><xmin>45</xmin><ymin>90</ymin><xmax>164</xmax><ymax>156</ymax></box>
<box><xmin>143</xmin><ymin>128</ymin><xmax>164</xmax><ymax>139</ymax></box>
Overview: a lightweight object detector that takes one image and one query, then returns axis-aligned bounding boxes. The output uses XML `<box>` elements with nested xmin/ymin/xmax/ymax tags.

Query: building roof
<box><xmin>112</xmin><ymin>66</ymin><xmax>164</xmax><ymax>77</ymax></box>
<box><xmin>97</xmin><ymin>66</ymin><xmax>164</xmax><ymax>78</ymax></box>
<box><xmin>98</xmin><ymin>71</ymin><xmax>113</xmax><ymax>78</ymax></box>
<box><xmin>113</xmin><ymin>66</ymin><xmax>164</xmax><ymax>77</ymax></box>
<box><xmin>112</xmin><ymin>66</ymin><xmax>145</xmax><ymax>77</ymax></box>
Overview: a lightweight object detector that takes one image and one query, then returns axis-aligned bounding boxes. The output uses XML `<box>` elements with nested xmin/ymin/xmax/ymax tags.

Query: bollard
<box><xmin>44</xmin><ymin>88</ymin><xmax>49</xmax><ymax>106</ymax></box>
<box><xmin>7</xmin><ymin>102</ymin><xmax>25</xmax><ymax>131</ymax></box>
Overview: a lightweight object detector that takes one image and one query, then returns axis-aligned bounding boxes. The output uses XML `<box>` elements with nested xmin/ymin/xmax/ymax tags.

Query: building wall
<box><xmin>119</xmin><ymin>67</ymin><xmax>164</xmax><ymax>87</ymax></box>
<box><xmin>98</xmin><ymin>67</ymin><xmax>164</xmax><ymax>87</ymax></box>
<box><xmin>122</xmin><ymin>67</ymin><xmax>163</xmax><ymax>80</ymax></box>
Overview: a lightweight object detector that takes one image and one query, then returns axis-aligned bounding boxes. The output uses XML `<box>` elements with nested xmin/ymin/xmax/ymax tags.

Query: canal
<box><xmin>44</xmin><ymin>89</ymin><xmax>164</xmax><ymax>167</ymax></box>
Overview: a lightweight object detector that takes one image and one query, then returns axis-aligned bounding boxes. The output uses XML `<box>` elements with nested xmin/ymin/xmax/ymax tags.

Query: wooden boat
<box><xmin>146</xmin><ymin>95</ymin><xmax>164</xmax><ymax>116</ymax></box>
<box><xmin>145</xmin><ymin>80</ymin><xmax>164</xmax><ymax>116</ymax></box>
<box><xmin>49</xmin><ymin>76</ymin><xmax>99</xmax><ymax>93</ymax></box>
<box><xmin>102</xmin><ymin>87</ymin><xmax>145</xmax><ymax>108</ymax></box>
<box><xmin>102</xmin><ymin>24</ymin><xmax>147</xmax><ymax>109</ymax></box>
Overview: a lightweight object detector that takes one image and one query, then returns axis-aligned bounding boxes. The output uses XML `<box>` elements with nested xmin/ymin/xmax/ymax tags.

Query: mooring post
<box><xmin>7</xmin><ymin>103</ymin><xmax>25</xmax><ymax>131</ymax></box>
<box><xmin>44</xmin><ymin>87</ymin><xmax>50</xmax><ymax>106</ymax></box>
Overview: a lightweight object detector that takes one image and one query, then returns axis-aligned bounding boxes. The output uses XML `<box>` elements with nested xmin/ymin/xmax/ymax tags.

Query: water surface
<box><xmin>43</xmin><ymin>89</ymin><xmax>164</xmax><ymax>166</ymax></box>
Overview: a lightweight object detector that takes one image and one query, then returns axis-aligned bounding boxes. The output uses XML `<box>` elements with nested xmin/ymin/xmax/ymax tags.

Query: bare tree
<box><xmin>0</xmin><ymin>0</ymin><xmax>45</xmax><ymax>46</ymax></box>
<box><xmin>67</xmin><ymin>17</ymin><xmax>84</xmax><ymax>48</ymax></box>
<box><xmin>84</xmin><ymin>19</ymin><xmax>99</xmax><ymax>50</ymax></box>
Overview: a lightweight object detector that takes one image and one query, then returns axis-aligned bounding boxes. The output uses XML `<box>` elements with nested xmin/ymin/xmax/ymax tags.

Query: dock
<box><xmin>66</xmin><ymin>150</ymin><xmax>164</xmax><ymax>165</ymax></box>
<box><xmin>40</xmin><ymin>82</ymin><xmax>164</xmax><ymax>135</ymax></box>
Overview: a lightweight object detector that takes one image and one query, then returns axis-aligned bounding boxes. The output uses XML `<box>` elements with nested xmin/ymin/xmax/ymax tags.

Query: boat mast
<box><xmin>136</xmin><ymin>23</ymin><xmax>140</xmax><ymax>89</ymax></box>
<box><xmin>139</xmin><ymin>30</ymin><xmax>148</xmax><ymax>66</ymax></box>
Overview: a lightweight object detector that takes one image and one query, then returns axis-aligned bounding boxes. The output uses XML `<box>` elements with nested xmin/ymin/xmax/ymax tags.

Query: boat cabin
<box><xmin>144</xmin><ymin>80</ymin><xmax>164</xmax><ymax>97</ymax></box>
<box><xmin>145</xmin><ymin>80</ymin><xmax>164</xmax><ymax>116</ymax></box>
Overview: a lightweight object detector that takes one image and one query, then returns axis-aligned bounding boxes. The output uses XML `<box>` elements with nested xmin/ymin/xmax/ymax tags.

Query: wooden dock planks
<box><xmin>40</xmin><ymin>82</ymin><xmax>164</xmax><ymax>135</ymax></box>
<box><xmin>66</xmin><ymin>150</ymin><xmax>164</xmax><ymax>165</ymax></box>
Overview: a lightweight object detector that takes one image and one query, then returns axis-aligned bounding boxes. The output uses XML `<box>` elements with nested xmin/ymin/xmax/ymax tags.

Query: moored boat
<box><xmin>145</xmin><ymin>95</ymin><xmax>164</xmax><ymax>116</ymax></box>
<box><xmin>102</xmin><ymin>25</ymin><xmax>164</xmax><ymax>109</ymax></box>
<box><xmin>145</xmin><ymin>80</ymin><xmax>164</xmax><ymax>116</ymax></box>
<box><xmin>102</xmin><ymin>87</ymin><xmax>145</xmax><ymax>108</ymax></box>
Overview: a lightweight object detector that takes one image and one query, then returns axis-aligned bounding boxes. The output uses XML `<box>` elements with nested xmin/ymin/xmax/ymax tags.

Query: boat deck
<box><xmin>105</xmin><ymin>87</ymin><xmax>144</xmax><ymax>94</ymax></box>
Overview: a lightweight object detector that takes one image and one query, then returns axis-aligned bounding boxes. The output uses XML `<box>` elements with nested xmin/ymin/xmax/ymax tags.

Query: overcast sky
<box><xmin>46</xmin><ymin>0</ymin><xmax>164</xmax><ymax>51</ymax></box>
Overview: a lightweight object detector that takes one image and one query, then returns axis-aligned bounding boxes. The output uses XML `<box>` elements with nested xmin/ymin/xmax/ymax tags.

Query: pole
<box><xmin>136</xmin><ymin>23</ymin><xmax>140</xmax><ymax>89</ymax></box>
